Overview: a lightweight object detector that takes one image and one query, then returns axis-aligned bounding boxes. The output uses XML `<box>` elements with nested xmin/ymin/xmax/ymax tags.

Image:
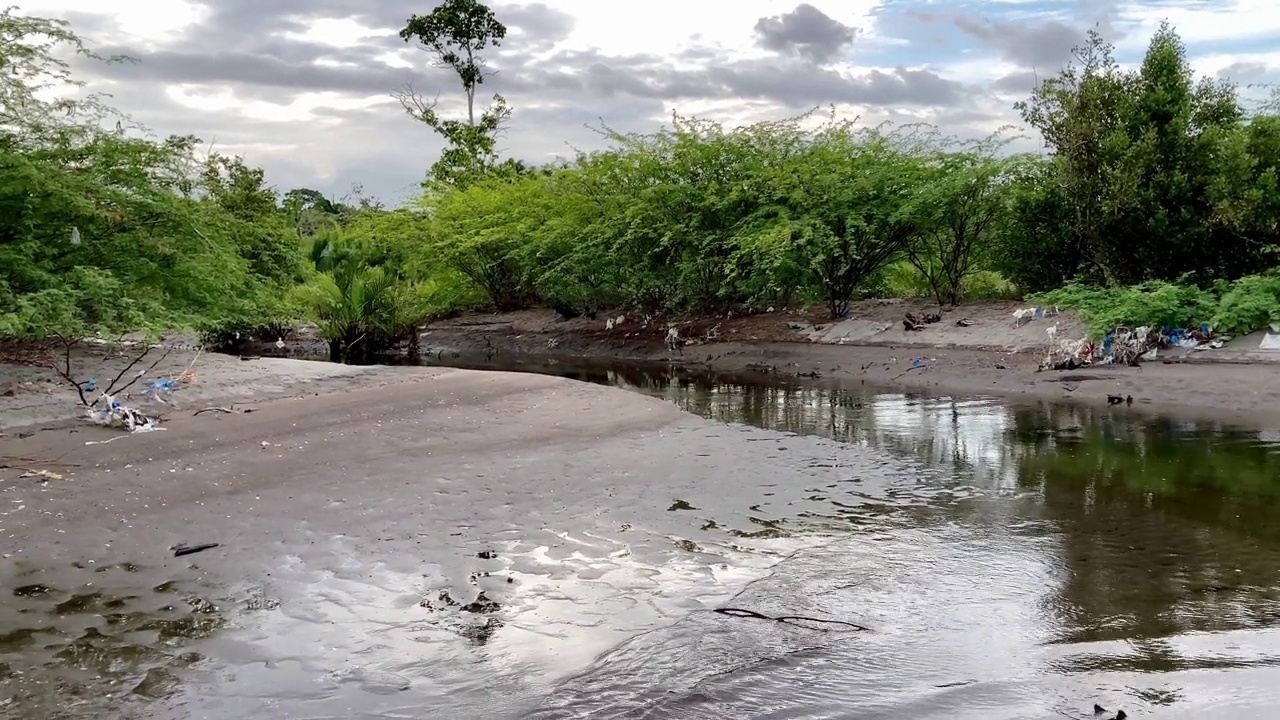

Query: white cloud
<box><xmin>11</xmin><ymin>0</ymin><xmax>1276</xmax><ymax>202</ymax></box>
<box><xmin>19</xmin><ymin>0</ymin><xmax>207</xmax><ymax>48</ymax></box>
<box><xmin>280</xmin><ymin>17</ymin><xmax>388</xmax><ymax>48</ymax></box>
<box><xmin>1116</xmin><ymin>0</ymin><xmax>1280</xmax><ymax>49</ymax></box>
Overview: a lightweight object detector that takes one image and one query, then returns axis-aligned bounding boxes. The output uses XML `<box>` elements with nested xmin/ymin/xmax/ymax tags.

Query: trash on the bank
<box><xmin>19</xmin><ymin>469</ymin><xmax>63</xmax><ymax>481</ymax></box>
<box><xmin>1013</xmin><ymin>306</ymin><xmax>1054</xmax><ymax>326</ymax></box>
<box><xmin>172</xmin><ymin>542</ymin><xmax>220</xmax><ymax>557</ymax></box>
<box><xmin>142</xmin><ymin>379</ymin><xmax>175</xmax><ymax>404</ymax></box>
<box><xmin>87</xmin><ymin>393</ymin><xmax>161</xmax><ymax>432</ymax></box>
<box><xmin>956</xmin><ymin>318</ymin><xmax>976</xmax><ymax>327</ymax></box>
<box><xmin>1261</xmin><ymin>334</ymin><xmax>1280</xmax><ymax>350</ymax></box>
<box><xmin>80</xmin><ymin>378</ymin><xmax>96</xmax><ymax>392</ymax></box>
<box><xmin>665</xmin><ymin>327</ymin><xmax>685</xmax><ymax>353</ymax></box>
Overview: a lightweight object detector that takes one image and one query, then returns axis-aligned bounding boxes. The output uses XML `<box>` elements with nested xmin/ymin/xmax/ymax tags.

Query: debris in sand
<box><xmin>87</xmin><ymin>393</ymin><xmax>161</xmax><ymax>433</ymax></box>
<box><xmin>1012</xmin><ymin>305</ymin><xmax>1060</xmax><ymax>326</ymax></box>
<box><xmin>17</xmin><ymin>469</ymin><xmax>63</xmax><ymax>481</ymax></box>
<box><xmin>172</xmin><ymin>542</ymin><xmax>220</xmax><ymax>557</ymax></box>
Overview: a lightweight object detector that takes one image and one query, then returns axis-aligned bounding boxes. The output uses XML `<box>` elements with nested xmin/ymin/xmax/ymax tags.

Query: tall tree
<box><xmin>1015</xmin><ymin>28</ymin><xmax>1134</xmax><ymax>284</ymax></box>
<box><xmin>1112</xmin><ymin>23</ymin><xmax>1244</xmax><ymax>282</ymax></box>
<box><xmin>397</xmin><ymin>0</ymin><xmax>511</xmax><ymax>186</ymax></box>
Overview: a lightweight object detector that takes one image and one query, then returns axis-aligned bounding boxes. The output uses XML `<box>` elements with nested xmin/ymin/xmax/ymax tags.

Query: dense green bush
<box><xmin>1034</xmin><ymin>273</ymin><xmax>1280</xmax><ymax>339</ymax></box>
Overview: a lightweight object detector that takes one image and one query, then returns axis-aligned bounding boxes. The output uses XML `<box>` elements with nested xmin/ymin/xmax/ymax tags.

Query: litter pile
<box><xmin>1040</xmin><ymin>324</ymin><xmax>1225</xmax><ymax>371</ymax></box>
<box><xmin>87</xmin><ymin>392</ymin><xmax>160</xmax><ymax>432</ymax></box>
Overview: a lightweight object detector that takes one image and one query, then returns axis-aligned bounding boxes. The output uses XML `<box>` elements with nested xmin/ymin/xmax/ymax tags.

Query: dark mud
<box><xmin>3</xmin><ymin>366</ymin><xmax>1280</xmax><ymax>718</ymax></box>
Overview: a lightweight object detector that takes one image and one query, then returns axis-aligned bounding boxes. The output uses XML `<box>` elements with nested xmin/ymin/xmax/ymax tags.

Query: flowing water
<box><xmin>4</xmin><ymin>362</ymin><xmax>1280</xmax><ymax>718</ymax></box>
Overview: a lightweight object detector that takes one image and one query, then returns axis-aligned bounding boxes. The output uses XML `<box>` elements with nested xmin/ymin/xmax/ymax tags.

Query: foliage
<box><xmin>906</xmin><ymin>145</ymin><xmax>1018</xmax><ymax>305</ymax></box>
<box><xmin>293</xmin><ymin>232</ymin><xmax>434</xmax><ymax>363</ymax></box>
<box><xmin>1029</xmin><ymin>274</ymin><xmax>1280</xmax><ymax>339</ymax></box>
<box><xmin>1032</xmin><ymin>280</ymin><xmax>1217</xmax><ymax>337</ymax></box>
<box><xmin>1211</xmin><ymin>272</ymin><xmax>1280</xmax><ymax>335</ymax></box>
<box><xmin>1016</xmin><ymin>23</ymin><xmax>1270</xmax><ymax>286</ymax></box>
<box><xmin>0</xmin><ymin>11</ymin><xmax>304</xmax><ymax>343</ymax></box>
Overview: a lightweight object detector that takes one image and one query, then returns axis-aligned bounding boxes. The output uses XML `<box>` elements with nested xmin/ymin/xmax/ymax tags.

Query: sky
<box><xmin>19</xmin><ymin>0</ymin><xmax>1280</xmax><ymax>206</ymax></box>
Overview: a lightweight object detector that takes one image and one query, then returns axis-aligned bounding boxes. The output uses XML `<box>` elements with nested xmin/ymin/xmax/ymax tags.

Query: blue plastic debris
<box><xmin>80</xmin><ymin>378</ymin><xmax>96</xmax><ymax>391</ymax></box>
<box><xmin>143</xmin><ymin>379</ymin><xmax>174</xmax><ymax>394</ymax></box>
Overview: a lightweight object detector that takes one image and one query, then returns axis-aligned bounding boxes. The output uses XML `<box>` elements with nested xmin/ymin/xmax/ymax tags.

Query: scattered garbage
<box><xmin>1012</xmin><ymin>306</ymin><xmax>1060</xmax><ymax>326</ymax></box>
<box><xmin>142</xmin><ymin>379</ymin><xmax>175</xmax><ymax>403</ymax></box>
<box><xmin>604</xmin><ymin>314</ymin><xmax>652</xmax><ymax>330</ymax></box>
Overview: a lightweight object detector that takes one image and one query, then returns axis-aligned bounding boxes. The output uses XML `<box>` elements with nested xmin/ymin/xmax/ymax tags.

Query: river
<box><xmin>3</xmin><ymin>362</ymin><xmax>1280</xmax><ymax>719</ymax></box>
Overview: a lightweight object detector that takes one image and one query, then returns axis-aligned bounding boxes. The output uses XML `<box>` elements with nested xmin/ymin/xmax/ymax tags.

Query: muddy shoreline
<box><xmin>397</xmin><ymin>302</ymin><xmax>1280</xmax><ymax>428</ymax></box>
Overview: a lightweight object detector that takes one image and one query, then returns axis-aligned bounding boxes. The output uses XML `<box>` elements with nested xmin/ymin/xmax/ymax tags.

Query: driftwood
<box><xmin>713</xmin><ymin>606</ymin><xmax>869</xmax><ymax>631</ymax></box>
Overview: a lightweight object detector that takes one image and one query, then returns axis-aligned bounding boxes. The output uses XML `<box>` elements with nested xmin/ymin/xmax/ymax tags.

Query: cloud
<box><xmin>952</xmin><ymin>16</ymin><xmax>1088</xmax><ymax>71</ymax></box>
<box><xmin>753</xmin><ymin>3</ymin><xmax>857</xmax><ymax>64</ymax></box>
<box><xmin>22</xmin><ymin>0</ymin><xmax>1274</xmax><ymax>205</ymax></box>
<box><xmin>1216</xmin><ymin>60</ymin><xmax>1270</xmax><ymax>81</ymax></box>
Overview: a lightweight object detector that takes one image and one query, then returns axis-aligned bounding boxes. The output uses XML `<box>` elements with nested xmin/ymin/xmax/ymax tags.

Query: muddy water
<box><xmin>5</xmin><ymin>364</ymin><xmax>1280</xmax><ymax>718</ymax></box>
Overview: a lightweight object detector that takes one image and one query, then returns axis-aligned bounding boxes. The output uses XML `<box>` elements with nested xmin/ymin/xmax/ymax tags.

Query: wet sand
<box><xmin>5</xmin><ymin>358</ymin><xmax>1280</xmax><ymax>717</ymax></box>
<box><xmin>0</xmin><ymin>369</ymin><xmax>704</xmax><ymax>716</ymax></box>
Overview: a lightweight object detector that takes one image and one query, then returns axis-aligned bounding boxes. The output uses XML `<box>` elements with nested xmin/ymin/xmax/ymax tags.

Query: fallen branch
<box><xmin>890</xmin><ymin>363</ymin><xmax>929</xmax><ymax>380</ymax></box>
<box><xmin>194</xmin><ymin>406</ymin><xmax>234</xmax><ymax>416</ymax></box>
<box><xmin>0</xmin><ymin>455</ymin><xmax>80</xmax><ymax>469</ymax></box>
<box><xmin>713</xmin><ymin>606</ymin><xmax>869</xmax><ymax>631</ymax></box>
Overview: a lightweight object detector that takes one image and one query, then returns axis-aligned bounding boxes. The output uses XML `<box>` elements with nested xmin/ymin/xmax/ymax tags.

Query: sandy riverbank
<box><xmin>405</xmin><ymin>299</ymin><xmax>1280</xmax><ymax>427</ymax></box>
<box><xmin>4</xmin><ymin>299</ymin><xmax>1280</xmax><ymax>434</ymax></box>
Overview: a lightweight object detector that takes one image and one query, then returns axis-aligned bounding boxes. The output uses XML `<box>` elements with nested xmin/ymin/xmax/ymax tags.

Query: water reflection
<box><xmin>560</xmin><ymin>366</ymin><xmax>1280</xmax><ymax>637</ymax></box>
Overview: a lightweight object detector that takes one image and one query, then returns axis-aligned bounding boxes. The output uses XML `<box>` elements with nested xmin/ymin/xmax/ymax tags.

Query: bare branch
<box><xmin>391</xmin><ymin>83</ymin><xmax>440</xmax><ymax>123</ymax></box>
<box><xmin>48</xmin><ymin>334</ymin><xmax>90</xmax><ymax>407</ymax></box>
<box><xmin>104</xmin><ymin>344</ymin><xmax>173</xmax><ymax>398</ymax></box>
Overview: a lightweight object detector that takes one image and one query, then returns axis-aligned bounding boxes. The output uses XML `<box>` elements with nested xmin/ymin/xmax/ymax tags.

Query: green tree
<box><xmin>1109</xmin><ymin>23</ymin><xmax>1244</xmax><ymax>282</ymax></box>
<box><xmin>1016</xmin><ymin>28</ymin><xmax>1135</xmax><ymax>284</ymax></box>
<box><xmin>423</xmin><ymin>173</ymin><xmax>546</xmax><ymax>310</ymax></box>
<box><xmin>398</xmin><ymin>0</ymin><xmax>511</xmax><ymax>186</ymax></box>
<box><xmin>744</xmin><ymin>121</ymin><xmax>928</xmax><ymax>317</ymax></box>
<box><xmin>907</xmin><ymin>145</ymin><xmax>1015</xmax><ymax>306</ymax></box>
<box><xmin>0</xmin><ymin>10</ymin><xmax>303</xmax><ymax>342</ymax></box>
